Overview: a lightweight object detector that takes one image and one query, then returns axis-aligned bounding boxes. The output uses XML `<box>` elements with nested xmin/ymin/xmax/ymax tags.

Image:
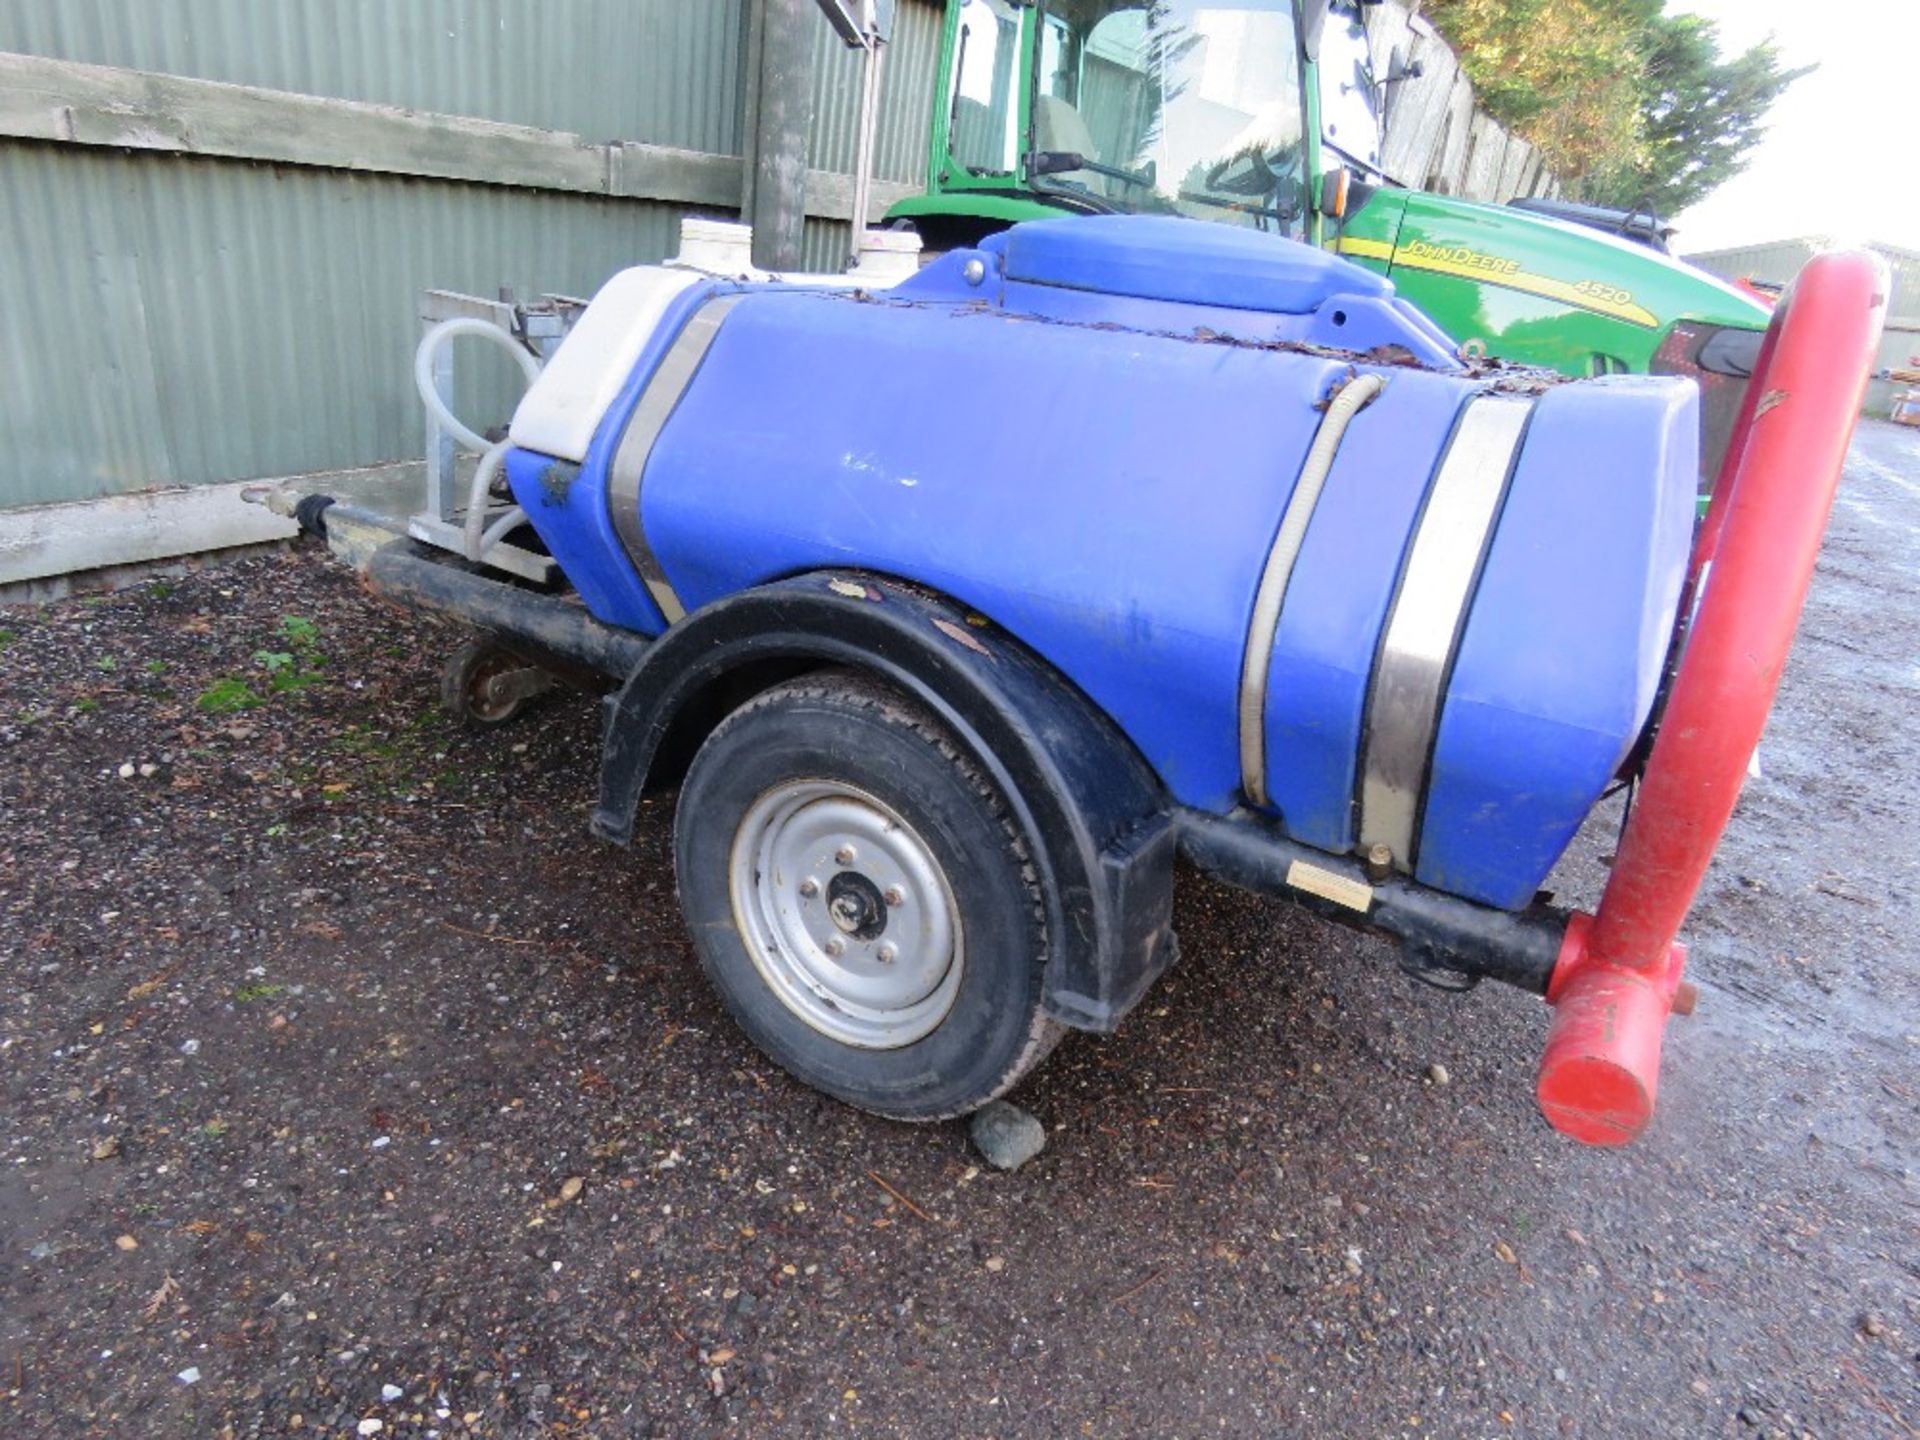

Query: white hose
<box><xmin>414</xmin><ymin>317</ymin><xmax>543</xmax><ymax>454</ymax></box>
<box><xmin>461</xmin><ymin>440</ymin><xmax>520</xmax><ymax>562</ymax></box>
<box><xmin>415</xmin><ymin>317</ymin><xmax>544</xmax><ymax>560</ymax></box>
<box><xmin>1238</xmin><ymin>371</ymin><xmax>1386</xmax><ymax>806</ymax></box>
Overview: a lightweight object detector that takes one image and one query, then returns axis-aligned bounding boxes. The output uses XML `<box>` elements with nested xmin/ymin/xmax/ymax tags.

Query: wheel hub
<box><xmin>729</xmin><ymin>779</ymin><xmax>963</xmax><ymax>1049</ymax></box>
<box><xmin>825</xmin><ymin>871</ymin><xmax>887</xmax><ymax>940</ymax></box>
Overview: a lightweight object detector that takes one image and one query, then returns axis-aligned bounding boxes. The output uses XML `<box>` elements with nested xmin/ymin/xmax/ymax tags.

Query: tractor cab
<box><xmin>1025</xmin><ymin>1</ymin><xmax>1317</xmax><ymax>233</ymax></box>
<box><xmin>901</xmin><ymin>0</ymin><xmax>1324</xmax><ymax>246</ymax></box>
<box><xmin>892</xmin><ymin>1</ymin><xmax>1401</xmax><ymax>249</ymax></box>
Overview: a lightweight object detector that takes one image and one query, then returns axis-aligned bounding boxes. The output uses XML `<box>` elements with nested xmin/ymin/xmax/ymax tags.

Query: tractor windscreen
<box><xmin>1029</xmin><ymin>1</ymin><xmax>1310</xmax><ymax>236</ymax></box>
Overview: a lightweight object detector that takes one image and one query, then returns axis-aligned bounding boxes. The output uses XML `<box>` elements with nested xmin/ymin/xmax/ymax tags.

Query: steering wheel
<box><xmin>1205</xmin><ymin>148</ymin><xmax>1279</xmax><ymax>197</ymax></box>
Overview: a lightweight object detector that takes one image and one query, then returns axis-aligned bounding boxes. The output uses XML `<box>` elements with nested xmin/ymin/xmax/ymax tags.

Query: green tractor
<box><xmin>885</xmin><ymin>0</ymin><xmax>1771</xmax><ymax>486</ymax></box>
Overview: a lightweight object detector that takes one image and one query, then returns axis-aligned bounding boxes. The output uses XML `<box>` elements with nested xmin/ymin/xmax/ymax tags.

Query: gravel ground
<box><xmin>3</xmin><ymin>421</ymin><xmax>1916</xmax><ymax>1440</ymax></box>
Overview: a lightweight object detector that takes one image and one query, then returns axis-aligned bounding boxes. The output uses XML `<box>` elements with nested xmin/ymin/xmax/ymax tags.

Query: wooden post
<box><xmin>745</xmin><ymin>0</ymin><xmax>814</xmax><ymax>271</ymax></box>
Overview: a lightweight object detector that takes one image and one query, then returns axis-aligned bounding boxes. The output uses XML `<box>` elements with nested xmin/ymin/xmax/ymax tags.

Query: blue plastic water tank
<box><xmin>505</xmin><ymin>218</ymin><xmax>1696</xmax><ymax>909</ymax></box>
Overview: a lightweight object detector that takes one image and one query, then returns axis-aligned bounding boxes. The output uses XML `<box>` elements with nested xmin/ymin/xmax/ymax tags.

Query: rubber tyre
<box><xmin>439</xmin><ymin>636</ymin><xmax>531</xmax><ymax>731</ymax></box>
<box><xmin>674</xmin><ymin>670</ymin><xmax>1062</xmax><ymax>1120</ymax></box>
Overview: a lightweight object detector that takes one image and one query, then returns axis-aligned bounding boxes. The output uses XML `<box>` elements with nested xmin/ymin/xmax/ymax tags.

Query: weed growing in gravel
<box><xmin>254</xmin><ymin>614</ymin><xmax>326</xmax><ymax>695</ymax></box>
<box><xmin>279</xmin><ymin>614</ymin><xmax>320</xmax><ymax>650</ymax></box>
<box><xmin>0</xmin><ymin>627</ymin><xmax>15</xmax><ymax>648</ymax></box>
<box><xmin>233</xmin><ymin>982</ymin><xmax>287</xmax><ymax>1004</ymax></box>
<box><xmin>333</xmin><ymin>721</ymin><xmax>403</xmax><ymax>760</ymax></box>
<box><xmin>144</xmin><ymin>659</ymin><xmax>167</xmax><ymax>675</ymax></box>
<box><xmin>253</xmin><ymin>651</ymin><xmax>304</xmax><ymax>691</ymax></box>
<box><xmin>197</xmin><ymin>677</ymin><xmax>262</xmax><ymax>713</ymax></box>
<box><xmin>72</xmin><ymin>697</ymin><xmax>99</xmax><ymax>714</ymax></box>
<box><xmin>323</xmin><ymin>710</ymin><xmax>456</xmax><ymax>800</ymax></box>
<box><xmin>199</xmin><ymin>615</ymin><xmax>328</xmax><ymax>712</ymax></box>
<box><xmin>93</xmin><ymin>656</ymin><xmax>118</xmax><ymax>673</ymax></box>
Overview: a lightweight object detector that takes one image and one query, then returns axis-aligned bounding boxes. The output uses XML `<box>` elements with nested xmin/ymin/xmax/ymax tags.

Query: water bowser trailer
<box><xmin>887</xmin><ymin>0</ymin><xmax>1776</xmax><ymax>503</ymax></box>
<box><xmin>264</xmin><ymin>217</ymin><xmax>1887</xmax><ymax>1145</ymax></box>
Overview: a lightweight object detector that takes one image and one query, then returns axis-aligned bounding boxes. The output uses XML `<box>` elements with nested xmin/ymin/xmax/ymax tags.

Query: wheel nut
<box><xmin>876</xmin><ymin>942</ymin><xmax>897</xmax><ymax>964</ymax></box>
<box><xmin>835</xmin><ymin>844</ymin><xmax>858</xmax><ymax>866</ymax></box>
<box><xmin>799</xmin><ymin>877</ymin><xmax>819</xmax><ymax>898</ymax></box>
<box><xmin>883</xmin><ymin>885</ymin><xmax>906</xmax><ymax>907</ymax></box>
<box><xmin>824</xmin><ymin>937</ymin><xmax>845</xmax><ymax>958</ymax></box>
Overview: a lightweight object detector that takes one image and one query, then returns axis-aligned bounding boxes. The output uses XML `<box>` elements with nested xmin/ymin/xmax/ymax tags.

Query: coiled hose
<box><xmin>413</xmin><ymin>317</ymin><xmax>544</xmax><ymax>563</ymax></box>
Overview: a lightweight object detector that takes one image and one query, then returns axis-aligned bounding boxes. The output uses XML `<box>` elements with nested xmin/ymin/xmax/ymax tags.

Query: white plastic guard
<box><xmin>508</xmin><ymin>267</ymin><xmax>702</xmax><ymax>464</ymax></box>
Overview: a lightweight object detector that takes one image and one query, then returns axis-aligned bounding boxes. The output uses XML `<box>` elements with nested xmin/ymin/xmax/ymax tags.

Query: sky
<box><xmin>1666</xmin><ymin>0</ymin><xmax>1919</xmax><ymax>256</ymax></box>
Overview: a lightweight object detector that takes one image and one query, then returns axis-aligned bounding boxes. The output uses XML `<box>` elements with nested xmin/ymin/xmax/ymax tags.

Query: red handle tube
<box><xmin>1538</xmin><ymin>250</ymin><xmax>1891</xmax><ymax>1145</ymax></box>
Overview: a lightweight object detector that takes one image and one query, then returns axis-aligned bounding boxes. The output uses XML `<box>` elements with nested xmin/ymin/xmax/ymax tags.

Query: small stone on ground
<box><xmin>969</xmin><ymin>1100</ymin><xmax>1046</xmax><ymax>1171</ymax></box>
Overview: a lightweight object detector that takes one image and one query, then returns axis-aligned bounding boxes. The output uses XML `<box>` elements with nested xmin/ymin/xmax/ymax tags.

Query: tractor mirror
<box><xmin>1381</xmin><ymin>46</ymin><xmax>1425</xmax><ymax>126</ymax></box>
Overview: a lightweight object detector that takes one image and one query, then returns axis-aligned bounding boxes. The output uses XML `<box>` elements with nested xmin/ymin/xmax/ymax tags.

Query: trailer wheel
<box><xmin>675</xmin><ymin>670</ymin><xmax>1062</xmax><ymax>1120</ymax></box>
<box><xmin>439</xmin><ymin>636</ymin><xmax>549</xmax><ymax>730</ymax></box>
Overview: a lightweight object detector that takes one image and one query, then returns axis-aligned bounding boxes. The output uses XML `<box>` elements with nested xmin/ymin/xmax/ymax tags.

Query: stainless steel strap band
<box><xmin>1358</xmin><ymin>393</ymin><xmax>1534</xmax><ymax>870</ymax></box>
<box><xmin>607</xmin><ymin>293</ymin><xmax>745</xmax><ymax>626</ymax></box>
<box><xmin>1239</xmin><ymin>372</ymin><xmax>1385</xmax><ymax>807</ymax></box>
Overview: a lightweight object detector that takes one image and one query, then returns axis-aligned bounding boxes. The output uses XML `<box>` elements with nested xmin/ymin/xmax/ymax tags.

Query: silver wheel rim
<box><xmin>728</xmin><ymin>778</ymin><xmax>964</xmax><ymax>1050</ymax></box>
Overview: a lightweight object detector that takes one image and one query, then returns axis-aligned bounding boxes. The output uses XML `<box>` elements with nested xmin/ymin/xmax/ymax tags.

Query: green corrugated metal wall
<box><xmin>0</xmin><ymin>2</ymin><xmax>749</xmax><ymax>148</ymax></box>
<box><xmin>0</xmin><ymin>1</ymin><xmax>941</xmax><ymax>508</ymax></box>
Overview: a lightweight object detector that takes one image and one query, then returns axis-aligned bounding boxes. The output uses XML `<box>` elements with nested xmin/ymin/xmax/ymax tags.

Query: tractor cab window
<box><xmin>946</xmin><ymin>0</ymin><xmax>1023</xmax><ymax>175</ymax></box>
<box><xmin>1318</xmin><ymin>1</ymin><xmax>1384</xmax><ymax>175</ymax></box>
<box><xmin>1030</xmin><ymin>1</ymin><xmax>1307</xmax><ymax>236</ymax></box>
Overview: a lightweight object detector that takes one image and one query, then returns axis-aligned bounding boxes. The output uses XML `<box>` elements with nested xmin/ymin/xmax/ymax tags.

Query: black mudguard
<box><xmin>593</xmin><ymin>571</ymin><xmax>1179</xmax><ymax>1032</ymax></box>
